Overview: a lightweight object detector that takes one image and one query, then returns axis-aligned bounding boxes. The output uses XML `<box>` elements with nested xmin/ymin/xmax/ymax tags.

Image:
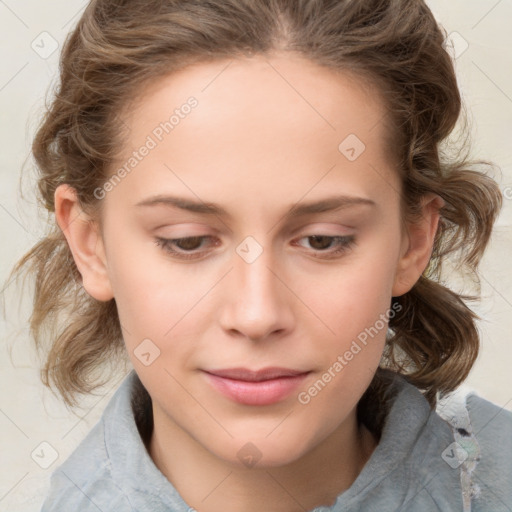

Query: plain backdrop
<box><xmin>0</xmin><ymin>1</ymin><xmax>511</xmax><ymax>511</ymax></box>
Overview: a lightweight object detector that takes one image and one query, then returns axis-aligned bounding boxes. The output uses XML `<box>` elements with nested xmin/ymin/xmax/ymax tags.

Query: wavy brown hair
<box><xmin>7</xmin><ymin>0</ymin><xmax>503</xmax><ymax>407</ymax></box>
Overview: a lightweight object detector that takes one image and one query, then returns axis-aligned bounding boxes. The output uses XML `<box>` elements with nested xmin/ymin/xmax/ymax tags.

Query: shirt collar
<box><xmin>102</xmin><ymin>369</ymin><xmax>459</xmax><ymax>510</ymax></box>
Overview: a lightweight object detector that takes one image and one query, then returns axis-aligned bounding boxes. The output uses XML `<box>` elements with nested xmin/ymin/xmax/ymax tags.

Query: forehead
<box><xmin>123</xmin><ymin>52</ymin><xmax>388</xmax><ymax>141</ymax></box>
<box><xmin>109</xmin><ymin>52</ymin><xmax>398</xmax><ymax>215</ymax></box>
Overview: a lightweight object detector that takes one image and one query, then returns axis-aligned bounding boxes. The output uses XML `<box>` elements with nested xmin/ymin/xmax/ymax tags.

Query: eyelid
<box><xmin>154</xmin><ymin>232</ymin><xmax>356</xmax><ymax>261</ymax></box>
<box><xmin>289</xmin><ymin>221</ymin><xmax>356</xmax><ymax>237</ymax></box>
<box><xmin>154</xmin><ymin>235</ymin><xmax>217</xmax><ymax>261</ymax></box>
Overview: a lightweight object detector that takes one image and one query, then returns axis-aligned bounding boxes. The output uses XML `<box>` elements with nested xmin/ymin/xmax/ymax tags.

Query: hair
<box><xmin>7</xmin><ymin>0</ymin><xmax>503</xmax><ymax>407</ymax></box>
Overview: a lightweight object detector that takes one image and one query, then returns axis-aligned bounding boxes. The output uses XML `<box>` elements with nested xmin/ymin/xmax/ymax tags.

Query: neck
<box><xmin>149</xmin><ymin>405</ymin><xmax>377</xmax><ymax>512</ymax></box>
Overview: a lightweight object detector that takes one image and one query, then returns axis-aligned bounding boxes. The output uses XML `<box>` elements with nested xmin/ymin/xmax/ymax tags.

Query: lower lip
<box><xmin>204</xmin><ymin>372</ymin><xmax>309</xmax><ymax>406</ymax></box>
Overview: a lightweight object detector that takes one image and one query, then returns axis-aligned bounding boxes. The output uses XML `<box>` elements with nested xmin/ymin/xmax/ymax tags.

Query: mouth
<box><xmin>202</xmin><ymin>367</ymin><xmax>311</xmax><ymax>406</ymax></box>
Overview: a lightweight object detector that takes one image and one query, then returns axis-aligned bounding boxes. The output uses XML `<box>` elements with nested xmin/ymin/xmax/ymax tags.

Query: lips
<box><xmin>206</xmin><ymin>367</ymin><xmax>307</xmax><ymax>381</ymax></box>
<box><xmin>203</xmin><ymin>367</ymin><xmax>310</xmax><ymax>406</ymax></box>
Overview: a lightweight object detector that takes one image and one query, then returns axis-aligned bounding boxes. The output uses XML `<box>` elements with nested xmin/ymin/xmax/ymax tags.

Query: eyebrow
<box><xmin>135</xmin><ymin>194</ymin><xmax>376</xmax><ymax>219</ymax></box>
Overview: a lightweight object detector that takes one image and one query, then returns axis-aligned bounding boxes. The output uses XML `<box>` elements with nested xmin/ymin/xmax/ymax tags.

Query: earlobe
<box><xmin>392</xmin><ymin>193</ymin><xmax>444</xmax><ymax>297</ymax></box>
<box><xmin>54</xmin><ymin>184</ymin><xmax>114</xmax><ymax>302</ymax></box>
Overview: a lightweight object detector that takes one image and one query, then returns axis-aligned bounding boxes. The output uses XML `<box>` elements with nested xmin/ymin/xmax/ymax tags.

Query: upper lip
<box><xmin>204</xmin><ymin>367</ymin><xmax>309</xmax><ymax>382</ymax></box>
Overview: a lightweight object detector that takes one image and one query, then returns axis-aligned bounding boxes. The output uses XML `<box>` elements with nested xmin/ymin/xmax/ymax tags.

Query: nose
<box><xmin>218</xmin><ymin>240</ymin><xmax>295</xmax><ymax>342</ymax></box>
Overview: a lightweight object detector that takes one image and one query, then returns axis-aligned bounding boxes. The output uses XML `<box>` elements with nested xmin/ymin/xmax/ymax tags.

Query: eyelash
<box><xmin>154</xmin><ymin>234</ymin><xmax>355</xmax><ymax>261</ymax></box>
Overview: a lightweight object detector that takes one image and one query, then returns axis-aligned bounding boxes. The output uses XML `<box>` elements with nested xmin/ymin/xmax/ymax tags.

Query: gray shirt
<box><xmin>40</xmin><ymin>370</ymin><xmax>512</xmax><ymax>511</ymax></box>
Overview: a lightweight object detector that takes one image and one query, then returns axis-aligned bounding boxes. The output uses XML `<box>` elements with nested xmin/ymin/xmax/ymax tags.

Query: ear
<box><xmin>392</xmin><ymin>193</ymin><xmax>444</xmax><ymax>297</ymax></box>
<box><xmin>54</xmin><ymin>184</ymin><xmax>114</xmax><ymax>302</ymax></box>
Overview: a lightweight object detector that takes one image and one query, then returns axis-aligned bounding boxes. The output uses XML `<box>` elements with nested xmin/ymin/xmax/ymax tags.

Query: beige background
<box><xmin>0</xmin><ymin>1</ymin><xmax>511</xmax><ymax>510</ymax></box>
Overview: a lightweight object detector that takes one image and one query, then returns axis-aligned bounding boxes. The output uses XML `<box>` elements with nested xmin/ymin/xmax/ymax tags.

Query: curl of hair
<box><xmin>8</xmin><ymin>0</ymin><xmax>503</xmax><ymax>407</ymax></box>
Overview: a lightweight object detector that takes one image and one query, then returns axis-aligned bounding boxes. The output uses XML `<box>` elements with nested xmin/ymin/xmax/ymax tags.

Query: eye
<box><xmin>154</xmin><ymin>234</ymin><xmax>355</xmax><ymax>261</ymax></box>
<box><xmin>154</xmin><ymin>236</ymin><xmax>217</xmax><ymax>260</ymax></box>
<box><xmin>294</xmin><ymin>235</ymin><xmax>355</xmax><ymax>259</ymax></box>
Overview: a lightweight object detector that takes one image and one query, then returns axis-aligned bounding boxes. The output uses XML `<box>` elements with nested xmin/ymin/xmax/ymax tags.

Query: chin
<box><xmin>213</xmin><ymin>434</ymin><xmax>312</xmax><ymax>470</ymax></box>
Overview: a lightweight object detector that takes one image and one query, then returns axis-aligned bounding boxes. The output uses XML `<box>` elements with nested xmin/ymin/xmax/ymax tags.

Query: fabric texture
<box><xmin>40</xmin><ymin>370</ymin><xmax>512</xmax><ymax>512</ymax></box>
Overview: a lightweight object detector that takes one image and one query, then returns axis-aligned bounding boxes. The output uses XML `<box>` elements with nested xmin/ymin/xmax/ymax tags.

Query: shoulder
<box><xmin>40</xmin><ymin>371</ymin><xmax>189</xmax><ymax>512</ymax></box>
<box><xmin>40</xmin><ymin>376</ymin><xmax>136</xmax><ymax>512</ymax></box>
<box><xmin>466</xmin><ymin>392</ymin><xmax>512</xmax><ymax>441</ymax></box>
<box><xmin>466</xmin><ymin>393</ymin><xmax>512</xmax><ymax>511</ymax></box>
<box><xmin>40</xmin><ymin>418</ymin><xmax>134</xmax><ymax>511</ymax></box>
<box><xmin>436</xmin><ymin>387</ymin><xmax>512</xmax><ymax>511</ymax></box>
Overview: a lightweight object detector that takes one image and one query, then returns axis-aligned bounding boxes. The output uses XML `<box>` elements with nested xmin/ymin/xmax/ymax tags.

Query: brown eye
<box><xmin>154</xmin><ymin>236</ymin><xmax>217</xmax><ymax>261</ymax></box>
<box><xmin>295</xmin><ymin>235</ymin><xmax>355</xmax><ymax>259</ymax></box>
<box><xmin>174</xmin><ymin>237</ymin><xmax>204</xmax><ymax>250</ymax></box>
<box><xmin>307</xmin><ymin>236</ymin><xmax>336</xmax><ymax>250</ymax></box>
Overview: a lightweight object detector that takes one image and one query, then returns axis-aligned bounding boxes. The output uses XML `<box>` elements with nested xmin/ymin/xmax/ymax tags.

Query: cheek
<box><xmin>301</xmin><ymin>244</ymin><xmax>400</xmax><ymax>339</ymax></box>
<box><xmin>293</xmin><ymin>231</ymin><xmax>401</xmax><ymax>400</ymax></box>
<box><xmin>104</xmin><ymin>226</ymin><xmax>197</xmax><ymax>346</ymax></box>
<box><xmin>294</xmin><ymin>262</ymin><xmax>393</xmax><ymax>432</ymax></box>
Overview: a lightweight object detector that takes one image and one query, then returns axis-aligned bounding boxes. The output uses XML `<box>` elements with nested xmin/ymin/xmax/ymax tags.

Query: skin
<box><xmin>55</xmin><ymin>52</ymin><xmax>441</xmax><ymax>511</ymax></box>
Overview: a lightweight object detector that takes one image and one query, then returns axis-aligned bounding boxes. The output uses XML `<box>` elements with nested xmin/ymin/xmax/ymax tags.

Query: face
<box><xmin>94</xmin><ymin>53</ymin><xmax>407</xmax><ymax>467</ymax></box>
